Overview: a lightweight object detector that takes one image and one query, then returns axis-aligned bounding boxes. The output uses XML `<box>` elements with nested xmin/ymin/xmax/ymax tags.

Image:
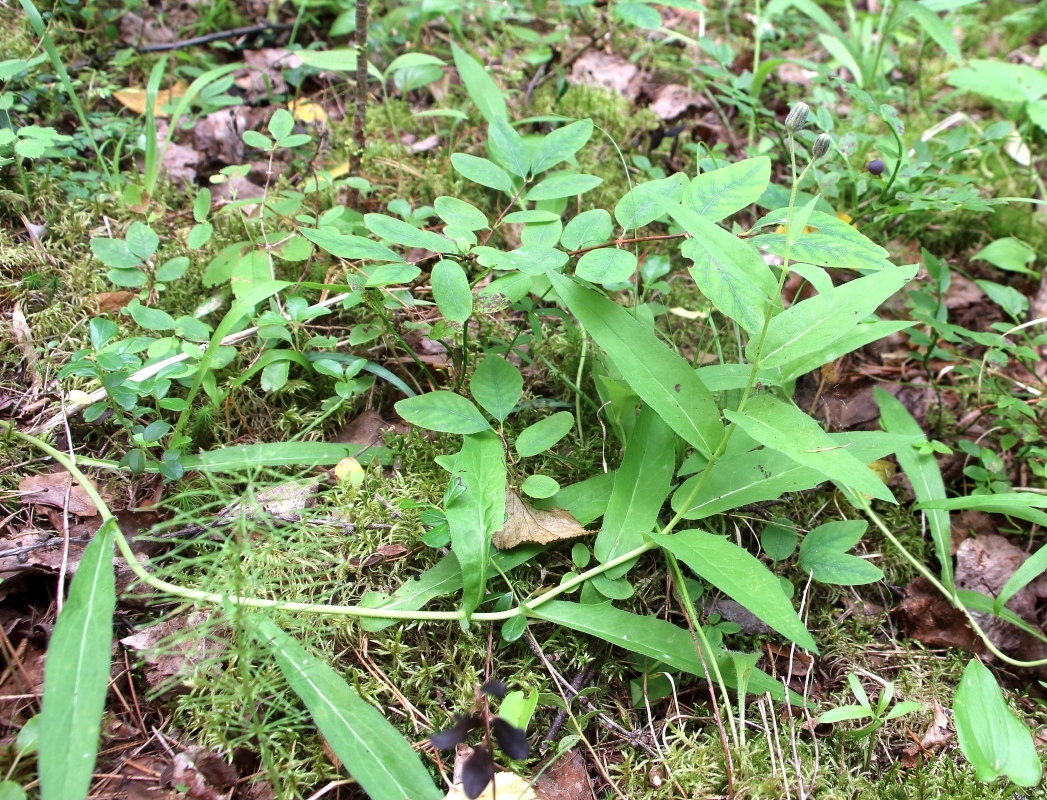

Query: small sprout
<box><xmin>785</xmin><ymin>101</ymin><xmax>810</xmax><ymax>132</ymax></box>
<box><xmin>812</xmin><ymin>133</ymin><xmax>832</xmax><ymax>159</ymax></box>
<box><xmin>867</xmin><ymin>158</ymin><xmax>886</xmax><ymax>176</ymax></box>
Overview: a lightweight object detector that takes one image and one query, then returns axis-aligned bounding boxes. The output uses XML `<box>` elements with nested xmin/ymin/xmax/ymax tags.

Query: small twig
<box><xmin>567</xmin><ymin>232</ymin><xmax>689</xmax><ymax>258</ymax></box>
<box><xmin>134</xmin><ymin>22</ymin><xmax>293</xmax><ymax>53</ymax></box>
<box><xmin>541</xmin><ymin>665</ymin><xmax>594</xmax><ymax>748</ymax></box>
<box><xmin>349</xmin><ymin>0</ymin><xmax>369</xmax><ymax>176</ymax></box>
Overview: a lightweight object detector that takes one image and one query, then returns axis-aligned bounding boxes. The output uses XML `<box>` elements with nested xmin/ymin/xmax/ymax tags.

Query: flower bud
<box><xmin>784</xmin><ymin>102</ymin><xmax>810</xmax><ymax>132</ymax></box>
<box><xmin>812</xmin><ymin>133</ymin><xmax>831</xmax><ymax>159</ymax></box>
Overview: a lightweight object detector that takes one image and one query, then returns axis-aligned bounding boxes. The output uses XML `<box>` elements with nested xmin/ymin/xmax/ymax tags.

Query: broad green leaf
<box><xmin>435</xmin><ymin>197</ymin><xmax>488</xmax><ymax>231</ymax></box>
<box><xmin>615</xmin><ymin>1</ymin><xmax>663</xmax><ymax>28</ymax></box>
<box><xmin>683</xmin><ymin>157</ymin><xmax>771</xmax><ymax>222</ymax></box>
<box><xmin>531</xmin><ymin>601</ymin><xmax>793</xmax><ymax>700</ymax></box>
<box><xmin>301</xmin><ymin>228</ymin><xmax>403</xmax><ymax>262</ymax></box>
<box><xmin>875</xmin><ymin>388</ymin><xmax>952</xmax><ymax>590</ymax></box>
<box><xmin>596</xmin><ymin>405</ymin><xmax>675</xmax><ymax>575</ymax></box>
<box><xmin>775</xmin><ymin>321</ymin><xmax>914</xmax><ymax>382</ymax></box>
<box><xmin>798</xmin><ymin>520</ymin><xmax>883</xmax><ymax>585</ymax></box>
<box><xmin>576</xmin><ymin>248</ymin><xmax>638</xmax><ymax>284</ymax></box>
<box><xmin>396</xmin><ymin>391</ymin><xmax>490</xmax><ymax>434</ymax></box>
<box><xmin>651</xmin><ymin>530</ymin><xmax>817</xmax><ymax>651</ymax></box>
<box><xmin>521</xmin><ymin>220</ymin><xmax>562</xmax><ymax>248</ymax></box>
<box><xmin>752</xmin><ymin>265</ymin><xmax>918</xmax><ymax>368</ymax></box>
<box><xmin>917</xmin><ymin>493</ymin><xmax>1047</xmax><ymax>530</ymax></box>
<box><xmin>364</xmin><ymin>214</ymin><xmax>456</xmax><ymax>254</ymax></box>
<box><xmin>0</xmin><ymin>781</ymin><xmax>26</xmax><ymax>800</ymax></box>
<box><xmin>127</xmin><ymin>300</ymin><xmax>175</xmax><ymax>332</ymax></box>
<box><xmin>971</xmin><ymin>237</ymin><xmax>1037</xmax><ymax>276</ymax></box>
<box><xmin>901</xmin><ymin>0</ymin><xmax>962</xmax><ymax>63</ymax></box>
<box><xmin>667</xmin><ymin>204</ymin><xmax>777</xmax><ymax>334</ymax></box>
<box><xmin>230</xmin><ymin>250</ymin><xmax>273</xmax><ymax>298</ymax></box>
<box><xmin>364</xmin><ymin>263</ymin><xmax>421</xmax><ymax>286</ymax></box>
<box><xmin>503</xmin><ymin>210</ymin><xmax>560</xmax><ymax>224</ymax></box>
<box><xmin>725</xmin><ymin>395</ymin><xmax>896</xmax><ymax>503</ymax></box>
<box><xmin>530</xmin><ymin>119</ymin><xmax>594</xmax><ymax>175</ymax></box>
<box><xmin>39</xmin><ymin>520</ymin><xmax>116</xmax><ymax>800</ymax></box>
<box><xmin>525</xmin><ymin>173</ymin><xmax>603</xmax><ymax>201</ymax></box>
<box><xmin>954</xmin><ymin>659</ymin><xmax>1042</xmax><ymax>787</ymax></box>
<box><xmin>295</xmin><ymin>49</ymin><xmax>382</xmax><ymax>78</ymax></box>
<box><xmin>247</xmin><ymin>616</ymin><xmax>443</xmax><ymax>800</ymax></box>
<box><xmin>431</xmin><ymin>260</ymin><xmax>472</xmax><ymax>323</ymax></box>
<box><xmin>180</xmin><ymin>442</ymin><xmax>363</xmax><ymax>472</ymax></box>
<box><xmin>752</xmin><ymin>210</ymin><xmax>894</xmax><ymax>271</ymax></box>
<box><xmin>547</xmin><ymin>271</ymin><xmax>723</xmax><ymax>456</ymax></box>
<box><xmin>507</xmin><ymin>246</ymin><xmax>568</xmax><ymax>275</ymax></box>
<box><xmin>761</xmin><ymin>519</ymin><xmax>798</xmax><ymax>561</ymax></box>
<box><xmin>451</xmin><ymin>43</ymin><xmax>508</xmax><ymax>123</ymax></box>
<box><xmin>533</xmin><ymin>470</ymin><xmax>616</xmax><ymax>526</ymax></box>
<box><xmin>451</xmin><ymin>154</ymin><xmax>514</xmax><ymax>192</ymax></box>
<box><xmin>516</xmin><ymin>411</ymin><xmax>574</xmax><ymax>457</ymax></box>
<box><xmin>126</xmin><ymin>221</ymin><xmax>159</xmax><ymax>260</ymax></box>
<box><xmin>359</xmin><ymin>547</ymin><xmax>542</xmax><ymax>632</ymax></box>
<box><xmin>446</xmin><ymin>431</ymin><xmax>506</xmax><ymax>618</ymax></box>
<box><xmin>91</xmin><ymin>237</ymin><xmax>141</xmax><ymax>269</ymax></box>
<box><xmin>470</xmin><ymin>355</ymin><xmax>523</xmax><ymax>422</ymax></box>
<box><xmin>614</xmin><ymin>173</ymin><xmax>688</xmax><ymax>230</ymax></box>
<box><xmin>561</xmin><ymin>209</ymin><xmax>613</xmax><ymax>250</ymax></box>
<box><xmin>155</xmin><ymin>257</ymin><xmax>190</xmax><ymax>282</ymax></box>
<box><xmin>489</xmin><ymin>118</ymin><xmax>531</xmax><ymax>178</ymax></box>
<box><xmin>947</xmin><ymin>59</ymin><xmax>1047</xmax><ymax>105</ymax></box>
<box><xmin>522</xmin><ymin>474</ymin><xmax>560</xmax><ymax>498</ymax></box>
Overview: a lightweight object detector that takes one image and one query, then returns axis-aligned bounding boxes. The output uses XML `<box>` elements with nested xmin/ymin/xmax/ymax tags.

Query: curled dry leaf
<box><xmin>492</xmin><ymin>491</ymin><xmax>587</xmax><ymax>550</ymax></box>
<box><xmin>533</xmin><ymin>750</ymin><xmax>593</xmax><ymax>800</ymax></box>
<box><xmin>120</xmin><ymin>611</ymin><xmax>225</xmax><ymax>688</ymax></box>
<box><xmin>113</xmin><ymin>82</ymin><xmax>188</xmax><ymax>118</ymax></box>
<box><xmin>19</xmin><ymin>470</ymin><xmax>98</xmax><ymax>517</ymax></box>
<box><xmin>88</xmin><ymin>292</ymin><xmax>137</xmax><ymax>314</ymax></box>
<box><xmin>648</xmin><ymin>84</ymin><xmax>709</xmax><ymax>121</ymax></box>
<box><xmin>161</xmin><ymin>747</ymin><xmax>237</xmax><ymax>800</ymax></box>
<box><xmin>569</xmin><ymin>52</ymin><xmax>643</xmax><ymax>101</ymax></box>
<box><xmin>901</xmin><ymin>701</ymin><xmax>952</xmax><ymax>767</ymax></box>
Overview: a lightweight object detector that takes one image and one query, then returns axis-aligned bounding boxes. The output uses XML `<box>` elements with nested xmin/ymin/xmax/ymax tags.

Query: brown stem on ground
<box><xmin>349</xmin><ymin>0</ymin><xmax>369</xmax><ymax>177</ymax></box>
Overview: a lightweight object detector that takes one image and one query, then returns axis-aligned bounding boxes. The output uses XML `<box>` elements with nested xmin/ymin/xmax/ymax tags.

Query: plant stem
<box><xmin>349</xmin><ymin>0</ymin><xmax>368</xmax><ymax>177</ymax></box>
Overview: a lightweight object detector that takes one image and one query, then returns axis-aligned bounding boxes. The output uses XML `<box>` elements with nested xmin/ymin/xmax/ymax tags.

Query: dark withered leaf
<box><xmin>429</xmin><ymin>714</ymin><xmax>480</xmax><ymax>750</ymax></box>
<box><xmin>480</xmin><ymin>680</ymin><xmax>507</xmax><ymax>699</ymax></box>
<box><xmin>492</xmin><ymin>717</ymin><xmax>530</xmax><ymax>760</ymax></box>
<box><xmin>462</xmin><ymin>745</ymin><xmax>495</xmax><ymax>799</ymax></box>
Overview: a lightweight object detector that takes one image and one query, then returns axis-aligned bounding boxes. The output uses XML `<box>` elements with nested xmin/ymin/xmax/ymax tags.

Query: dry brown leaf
<box><xmin>161</xmin><ymin>748</ymin><xmax>237</xmax><ymax>800</ymax></box>
<box><xmin>113</xmin><ymin>82</ymin><xmax>187</xmax><ymax>118</ymax></box>
<box><xmin>648</xmin><ymin>84</ymin><xmax>708</xmax><ymax>121</ymax></box>
<box><xmin>120</xmin><ymin>611</ymin><xmax>224</xmax><ymax>687</ymax></box>
<box><xmin>492</xmin><ymin>491</ymin><xmax>588</xmax><ymax>550</ymax></box>
<box><xmin>88</xmin><ymin>291</ymin><xmax>137</xmax><ymax>313</ymax></box>
<box><xmin>19</xmin><ymin>470</ymin><xmax>98</xmax><ymax>517</ymax></box>
<box><xmin>569</xmin><ymin>52</ymin><xmax>643</xmax><ymax>100</ymax></box>
<box><xmin>893</xmin><ymin>576</ymin><xmax>982</xmax><ymax>651</ymax></box>
<box><xmin>901</xmin><ymin>701</ymin><xmax>952</xmax><ymax>767</ymax></box>
<box><xmin>289</xmin><ymin>98</ymin><xmax>328</xmax><ymax>125</ymax></box>
<box><xmin>534</xmin><ymin>750</ymin><xmax>593</xmax><ymax>800</ymax></box>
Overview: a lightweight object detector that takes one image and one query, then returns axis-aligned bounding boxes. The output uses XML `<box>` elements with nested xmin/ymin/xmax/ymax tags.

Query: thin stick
<box><xmin>349</xmin><ymin>0</ymin><xmax>369</xmax><ymax>177</ymax></box>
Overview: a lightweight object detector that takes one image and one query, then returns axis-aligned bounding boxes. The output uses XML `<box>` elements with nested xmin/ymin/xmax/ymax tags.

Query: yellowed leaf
<box><xmin>443</xmin><ymin>772</ymin><xmax>536</xmax><ymax>800</ymax></box>
<box><xmin>113</xmin><ymin>82</ymin><xmax>187</xmax><ymax>118</ymax></box>
<box><xmin>492</xmin><ymin>490</ymin><xmax>588</xmax><ymax>550</ymax></box>
<box><xmin>289</xmin><ymin>98</ymin><xmax>328</xmax><ymax>125</ymax></box>
<box><xmin>327</xmin><ymin>161</ymin><xmax>350</xmax><ymax>178</ymax></box>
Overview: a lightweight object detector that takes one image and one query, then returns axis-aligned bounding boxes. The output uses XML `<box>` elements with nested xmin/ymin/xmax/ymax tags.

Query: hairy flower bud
<box><xmin>812</xmin><ymin>133</ymin><xmax>832</xmax><ymax>159</ymax></box>
<box><xmin>784</xmin><ymin>102</ymin><xmax>810</xmax><ymax>132</ymax></box>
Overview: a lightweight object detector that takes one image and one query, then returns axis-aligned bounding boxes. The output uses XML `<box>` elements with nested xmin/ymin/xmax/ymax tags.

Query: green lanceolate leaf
<box><xmin>525</xmin><ymin>173</ymin><xmax>603</xmax><ymax>201</ymax></box>
<box><xmin>39</xmin><ymin>520</ymin><xmax>117</xmax><ymax>800</ymax></box>
<box><xmin>650</xmin><ymin>530</ymin><xmax>817</xmax><ymax>651</ymax></box>
<box><xmin>725</xmin><ymin>395</ymin><xmax>896</xmax><ymax>503</ymax></box>
<box><xmin>751</xmin><ymin>264</ymin><xmax>918</xmax><ymax>369</ymax></box>
<box><xmin>247</xmin><ymin>616</ymin><xmax>443</xmax><ymax>800</ymax></box>
<box><xmin>364</xmin><ymin>214</ymin><xmax>456</xmax><ymax>254</ymax></box>
<box><xmin>596</xmin><ymin>405</ymin><xmax>675</xmax><ymax>576</ymax></box>
<box><xmin>546</xmin><ymin>271</ymin><xmax>723</xmax><ymax>456</ymax></box>
<box><xmin>516</xmin><ymin>411</ymin><xmax>574</xmax><ymax>458</ymax></box>
<box><xmin>396</xmin><ymin>392</ymin><xmax>490</xmax><ymax>434</ymax></box>
<box><xmin>665</xmin><ymin>203</ymin><xmax>777</xmax><ymax>335</ymax></box>
<box><xmin>450</xmin><ymin>43</ymin><xmax>508</xmax><ymax>124</ymax></box>
<box><xmin>798</xmin><ymin>520</ymin><xmax>884</xmax><ymax>586</ymax></box>
<box><xmin>560</xmin><ymin>209</ymin><xmax>613</xmax><ymax>250</ymax></box>
<box><xmin>431</xmin><ymin>259</ymin><xmax>472</xmax><ymax>323</ymax></box>
<box><xmin>875</xmin><ymin>388</ymin><xmax>952</xmax><ymax>591</ymax></box>
<box><xmin>434</xmin><ymin>197</ymin><xmax>489</xmax><ymax>231</ymax></box>
<box><xmin>450</xmin><ymin>154</ymin><xmax>515</xmax><ymax>193</ymax></box>
<box><xmin>614</xmin><ymin>173</ymin><xmax>688</xmax><ymax>231</ymax></box>
<box><xmin>682</xmin><ymin>157</ymin><xmax>771</xmax><ymax>222</ymax></box>
<box><xmin>470</xmin><ymin>355</ymin><xmax>523</xmax><ymax>422</ymax></box>
<box><xmin>489</xmin><ymin>117</ymin><xmax>531</xmax><ymax>179</ymax></box>
<box><xmin>446</xmin><ymin>431</ymin><xmax>506</xmax><ymax>619</ymax></box>
<box><xmin>671</xmin><ymin>431</ymin><xmax>916</xmax><ymax>519</ymax></box>
<box><xmin>180</xmin><ymin>442</ymin><xmax>364</xmax><ymax>472</ymax></box>
<box><xmin>752</xmin><ymin>210</ymin><xmax>894</xmax><ymax>271</ymax></box>
<box><xmin>953</xmin><ymin>659</ymin><xmax>1042</xmax><ymax>787</ymax></box>
<box><xmin>301</xmin><ymin>228</ymin><xmax>403</xmax><ymax>262</ymax></box>
<box><xmin>531</xmin><ymin>601</ymin><xmax>793</xmax><ymax>700</ymax></box>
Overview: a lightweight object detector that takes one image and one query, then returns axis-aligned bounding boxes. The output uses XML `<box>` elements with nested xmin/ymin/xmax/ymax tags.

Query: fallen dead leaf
<box><xmin>648</xmin><ymin>84</ymin><xmax>708</xmax><ymax>121</ymax></box>
<box><xmin>11</xmin><ymin>302</ymin><xmax>40</xmax><ymax>394</ymax></box>
<box><xmin>776</xmin><ymin>61</ymin><xmax>818</xmax><ymax>86</ymax></box>
<box><xmin>337</xmin><ymin>410</ymin><xmax>406</xmax><ymax>449</ymax></box>
<box><xmin>0</xmin><ymin>640</ymin><xmax>45</xmax><ymax>727</ymax></box>
<box><xmin>492</xmin><ymin>491</ymin><xmax>588</xmax><ymax>550</ymax></box>
<box><xmin>88</xmin><ymin>291</ymin><xmax>137</xmax><ymax>314</ymax></box>
<box><xmin>901</xmin><ymin>701</ymin><xmax>952</xmax><ymax>767</ymax></box>
<box><xmin>235</xmin><ymin>49</ymin><xmax>303</xmax><ymax>103</ymax></box>
<box><xmin>161</xmin><ymin>747</ymin><xmax>237</xmax><ymax>800</ymax></box>
<box><xmin>534</xmin><ymin>750</ymin><xmax>593</xmax><ymax>800</ymax></box>
<box><xmin>569</xmin><ymin>52</ymin><xmax>643</xmax><ymax>101</ymax></box>
<box><xmin>121</xmin><ymin>611</ymin><xmax>225</xmax><ymax>688</ymax></box>
<box><xmin>194</xmin><ymin>107</ymin><xmax>252</xmax><ymax>166</ymax></box>
<box><xmin>113</xmin><ymin>82</ymin><xmax>188</xmax><ymax>118</ymax></box>
<box><xmin>19</xmin><ymin>470</ymin><xmax>99</xmax><ymax>517</ymax></box>
<box><xmin>893</xmin><ymin>576</ymin><xmax>982</xmax><ymax>651</ymax></box>
<box><xmin>289</xmin><ymin>98</ymin><xmax>328</xmax><ymax>125</ymax></box>
<box><xmin>120</xmin><ymin>11</ymin><xmax>175</xmax><ymax>46</ymax></box>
